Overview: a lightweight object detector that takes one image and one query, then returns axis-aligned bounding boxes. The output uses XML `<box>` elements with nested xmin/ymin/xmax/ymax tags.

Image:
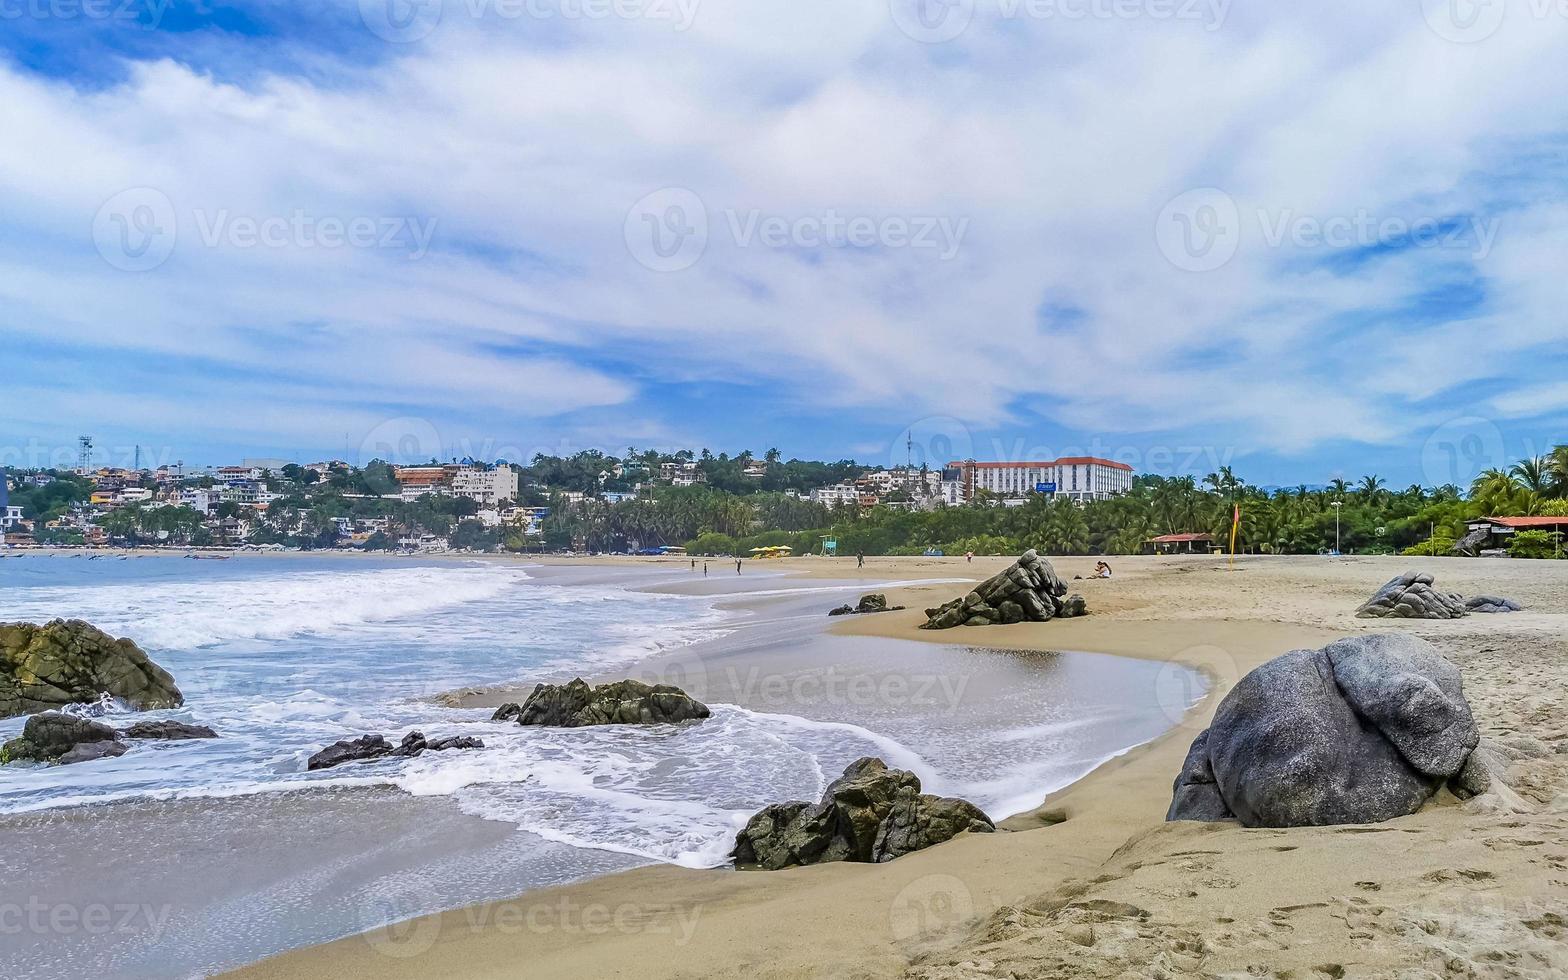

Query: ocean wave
<box><xmin>1</xmin><ymin>565</ymin><xmax>536</xmax><ymax>650</ymax></box>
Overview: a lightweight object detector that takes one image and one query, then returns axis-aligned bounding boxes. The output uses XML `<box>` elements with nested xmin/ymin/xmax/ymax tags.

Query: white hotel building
<box><xmin>949</xmin><ymin>457</ymin><xmax>1135</xmax><ymax>503</ymax></box>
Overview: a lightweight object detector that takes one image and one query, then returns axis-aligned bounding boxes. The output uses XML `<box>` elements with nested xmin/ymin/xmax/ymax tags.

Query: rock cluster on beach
<box><xmin>1167</xmin><ymin>634</ymin><xmax>1485</xmax><ymax>827</ymax></box>
<box><xmin>1355</xmin><ymin>571</ymin><xmax>1468</xmax><ymax>619</ymax></box>
<box><xmin>491</xmin><ymin>678</ymin><xmax>710</xmax><ymax>727</ymax></box>
<box><xmin>306</xmin><ymin>731</ymin><xmax>484</xmax><ymax>771</ymax></box>
<box><xmin>921</xmin><ymin>550</ymin><xmax>1086</xmax><ymax>629</ymax></box>
<box><xmin>732</xmin><ymin>757</ymin><xmax>994</xmax><ymax>869</ymax></box>
<box><xmin>828</xmin><ymin>593</ymin><xmax>906</xmax><ymax>617</ymax></box>
<box><xmin>1</xmin><ymin>712</ymin><xmax>217</xmax><ymax>766</ymax></box>
<box><xmin>1355</xmin><ymin>570</ymin><xmax>1522</xmax><ymax>619</ymax></box>
<box><xmin>0</xmin><ymin>619</ymin><xmax>184</xmax><ymax>719</ymax></box>
<box><xmin>1466</xmin><ymin>595</ymin><xmax>1524</xmax><ymax>614</ymax></box>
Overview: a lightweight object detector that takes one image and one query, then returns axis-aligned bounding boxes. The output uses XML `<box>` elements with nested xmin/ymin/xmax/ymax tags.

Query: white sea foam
<box><xmin>2</xmin><ymin>565</ymin><xmax>535</xmax><ymax>650</ymax></box>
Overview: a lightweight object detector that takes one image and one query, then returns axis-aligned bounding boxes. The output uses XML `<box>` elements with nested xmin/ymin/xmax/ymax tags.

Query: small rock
<box><xmin>2</xmin><ymin>712</ymin><xmax>126</xmax><ymax>765</ymax></box>
<box><xmin>732</xmin><ymin>757</ymin><xmax>993</xmax><ymax>869</ymax></box>
<box><xmin>512</xmin><ymin>678</ymin><xmax>710</xmax><ymax>727</ymax></box>
<box><xmin>121</xmin><ymin>720</ymin><xmax>218</xmax><ymax>741</ymax></box>
<box><xmin>307</xmin><ymin>734</ymin><xmax>392</xmax><ymax>771</ymax></box>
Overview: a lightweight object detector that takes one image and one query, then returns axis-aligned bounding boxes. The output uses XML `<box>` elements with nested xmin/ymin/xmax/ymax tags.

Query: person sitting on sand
<box><xmin>1094</xmin><ymin>561</ymin><xmax>1112</xmax><ymax>579</ymax></box>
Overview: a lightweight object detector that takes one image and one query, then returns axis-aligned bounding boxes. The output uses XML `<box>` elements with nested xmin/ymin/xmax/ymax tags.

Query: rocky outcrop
<box><xmin>497</xmin><ymin>678</ymin><xmax>710</xmax><ymax>727</ymax></box>
<box><xmin>921</xmin><ymin>550</ymin><xmax>1085</xmax><ymax>628</ymax></box>
<box><xmin>1355</xmin><ymin>571</ymin><xmax>1469</xmax><ymax>619</ymax></box>
<box><xmin>1465</xmin><ymin>595</ymin><xmax>1522</xmax><ymax>614</ymax></box>
<box><xmin>828</xmin><ymin>593</ymin><xmax>906</xmax><ymax>617</ymax></box>
<box><xmin>306</xmin><ymin>730</ymin><xmax>484</xmax><ymax>771</ymax></box>
<box><xmin>0</xmin><ymin>619</ymin><xmax>182</xmax><ymax>719</ymax></box>
<box><xmin>732</xmin><ymin>757</ymin><xmax>994</xmax><ymax>869</ymax></box>
<box><xmin>2</xmin><ymin>712</ymin><xmax>127</xmax><ymax>766</ymax></box>
<box><xmin>1168</xmin><ymin>634</ymin><xmax>1482</xmax><ymax>827</ymax></box>
<box><xmin>121</xmin><ymin>720</ymin><xmax>218</xmax><ymax>740</ymax></box>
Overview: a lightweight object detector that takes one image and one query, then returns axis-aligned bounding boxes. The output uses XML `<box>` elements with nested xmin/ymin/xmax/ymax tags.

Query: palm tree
<box><xmin>1470</xmin><ymin>468</ymin><xmax>1524</xmax><ymax>516</ymax></box>
<box><xmin>1512</xmin><ymin>455</ymin><xmax>1551</xmax><ymax>495</ymax></box>
<box><xmin>1357</xmin><ymin>475</ymin><xmax>1386</xmax><ymax>504</ymax></box>
<box><xmin>1546</xmin><ymin>445</ymin><xmax>1568</xmax><ymax>498</ymax></box>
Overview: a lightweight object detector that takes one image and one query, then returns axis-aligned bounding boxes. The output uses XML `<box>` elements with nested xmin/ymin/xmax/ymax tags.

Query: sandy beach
<box><xmin>218</xmin><ymin>553</ymin><xmax>1568</xmax><ymax>979</ymax></box>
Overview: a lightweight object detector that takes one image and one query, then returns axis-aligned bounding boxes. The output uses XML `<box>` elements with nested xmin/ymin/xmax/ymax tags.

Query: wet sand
<box><xmin>228</xmin><ymin>554</ymin><xmax>1568</xmax><ymax>979</ymax></box>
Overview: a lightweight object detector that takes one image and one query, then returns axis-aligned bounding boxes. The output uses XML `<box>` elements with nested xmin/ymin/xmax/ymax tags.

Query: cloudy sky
<box><xmin>1</xmin><ymin>0</ymin><xmax>1564</xmax><ymax>487</ymax></box>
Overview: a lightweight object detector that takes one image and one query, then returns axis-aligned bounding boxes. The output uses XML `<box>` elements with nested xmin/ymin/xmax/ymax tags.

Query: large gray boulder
<box><xmin>921</xmin><ymin>550</ymin><xmax>1086</xmax><ymax>629</ymax></box>
<box><xmin>732</xmin><ymin>757</ymin><xmax>994</xmax><ymax>869</ymax></box>
<box><xmin>496</xmin><ymin>678</ymin><xmax>710</xmax><ymax>727</ymax></box>
<box><xmin>1168</xmin><ymin>635</ymin><xmax>1481</xmax><ymax>827</ymax></box>
<box><xmin>0</xmin><ymin>620</ymin><xmax>182</xmax><ymax>719</ymax></box>
<box><xmin>1355</xmin><ymin>571</ymin><xmax>1468</xmax><ymax>619</ymax></box>
<box><xmin>3</xmin><ymin>712</ymin><xmax>127</xmax><ymax>766</ymax></box>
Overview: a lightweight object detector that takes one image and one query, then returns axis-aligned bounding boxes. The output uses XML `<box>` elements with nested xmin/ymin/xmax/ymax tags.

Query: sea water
<box><xmin>0</xmin><ymin>554</ymin><xmax>1204</xmax><ymax>977</ymax></box>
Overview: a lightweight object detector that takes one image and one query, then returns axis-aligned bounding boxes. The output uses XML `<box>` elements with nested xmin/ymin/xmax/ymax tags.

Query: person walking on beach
<box><xmin>736</xmin><ymin>559</ymin><xmax>742</xmax><ymax>575</ymax></box>
<box><xmin>857</xmin><ymin>550</ymin><xmax>864</xmax><ymax>569</ymax></box>
<box><xmin>703</xmin><ymin>562</ymin><xmax>708</xmax><ymax>577</ymax></box>
<box><xmin>690</xmin><ymin>558</ymin><xmax>695</xmax><ymax>570</ymax></box>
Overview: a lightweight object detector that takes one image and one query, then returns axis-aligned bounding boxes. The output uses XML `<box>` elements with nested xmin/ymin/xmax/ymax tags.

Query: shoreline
<box><xmin>12</xmin><ymin>551</ymin><xmax>1566</xmax><ymax>978</ymax></box>
<box><xmin>224</xmin><ymin>554</ymin><xmax>1568</xmax><ymax>978</ymax></box>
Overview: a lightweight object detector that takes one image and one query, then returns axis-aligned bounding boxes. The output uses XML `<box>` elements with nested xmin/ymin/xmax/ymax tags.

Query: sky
<box><xmin>1</xmin><ymin>0</ymin><xmax>1565</xmax><ymax>490</ymax></box>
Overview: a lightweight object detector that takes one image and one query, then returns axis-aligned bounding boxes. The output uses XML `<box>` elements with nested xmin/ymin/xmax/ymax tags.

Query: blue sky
<box><xmin>2</xmin><ymin>1</ymin><xmax>1566</xmax><ymax>489</ymax></box>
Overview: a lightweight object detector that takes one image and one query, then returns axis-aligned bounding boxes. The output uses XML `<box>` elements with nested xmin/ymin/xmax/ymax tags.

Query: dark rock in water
<box><xmin>58</xmin><ymin>740</ymin><xmax>130</xmax><ymax>765</ymax></box>
<box><xmin>512</xmin><ymin>678</ymin><xmax>710</xmax><ymax>727</ymax></box>
<box><xmin>1167</xmin><ymin>634</ymin><xmax>1481</xmax><ymax>827</ymax></box>
<box><xmin>0</xmin><ymin>619</ymin><xmax>183</xmax><ymax>719</ymax></box>
<box><xmin>308</xmin><ymin>730</ymin><xmax>483</xmax><ymax>769</ymax></box>
<box><xmin>388</xmin><ymin>730</ymin><xmax>484</xmax><ymax>758</ymax></box>
<box><xmin>307</xmin><ymin>734</ymin><xmax>392</xmax><ymax>771</ymax></box>
<box><xmin>491</xmin><ymin>703</ymin><xmax>522</xmax><ymax>722</ymax></box>
<box><xmin>855</xmin><ymin>593</ymin><xmax>890</xmax><ymax>613</ymax></box>
<box><xmin>921</xmin><ymin>551</ymin><xmax>1083</xmax><ymax>629</ymax></box>
<box><xmin>121</xmin><ymin>720</ymin><xmax>218</xmax><ymax>741</ymax></box>
<box><xmin>1355</xmin><ymin>570</ymin><xmax>1468</xmax><ymax>619</ymax></box>
<box><xmin>732</xmin><ymin>757</ymin><xmax>994</xmax><ymax>870</ymax></box>
<box><xmin>3</xmin><ymin>712</ymin><xmax>126</xmax><ymax>765</ymax></box>
<box><xmin>1465</xmin><ymin>595</ymin><xmax>1522</xmax><ymax>614</ymax></box>
<box><xmin>828</xmin><ymin>593</ymin><xmax>905</xmax><ymax>617</ymax></box>
<box><xmin>427</xmin><ymin>735</ymin><xmax>483</xmax><ymax>752</ymax></box>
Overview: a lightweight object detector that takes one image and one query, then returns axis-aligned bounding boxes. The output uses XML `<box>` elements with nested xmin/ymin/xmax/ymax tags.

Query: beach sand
<box><xmin>227</xmin><ymin>554</ymin><xmax>1568</xmax><ymax>979</ymax></box>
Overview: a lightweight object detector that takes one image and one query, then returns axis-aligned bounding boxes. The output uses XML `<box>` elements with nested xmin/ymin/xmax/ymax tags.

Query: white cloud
<box><xmin>2</xmin><ymin>2</ymin><xmax>1567</xmax><ymax>460</ymax></box>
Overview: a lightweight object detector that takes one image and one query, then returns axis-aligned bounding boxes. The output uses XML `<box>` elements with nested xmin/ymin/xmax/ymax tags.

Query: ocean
<box><xmin>0</xmin><ymin>554</ymin><xmax>1203</xmax><ymax>978</ymax></box>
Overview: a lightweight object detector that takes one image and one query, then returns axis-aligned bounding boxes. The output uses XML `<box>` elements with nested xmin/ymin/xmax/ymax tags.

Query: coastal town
<box><xmin>0</xmin><ymin>445</ymin><xmax>1139</xmax><ymax>554</ymax></box>
<box><xmin>6</xmin><ymin>443</ymin><xmax>1567</xmax><ymax>561</ymax></box>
